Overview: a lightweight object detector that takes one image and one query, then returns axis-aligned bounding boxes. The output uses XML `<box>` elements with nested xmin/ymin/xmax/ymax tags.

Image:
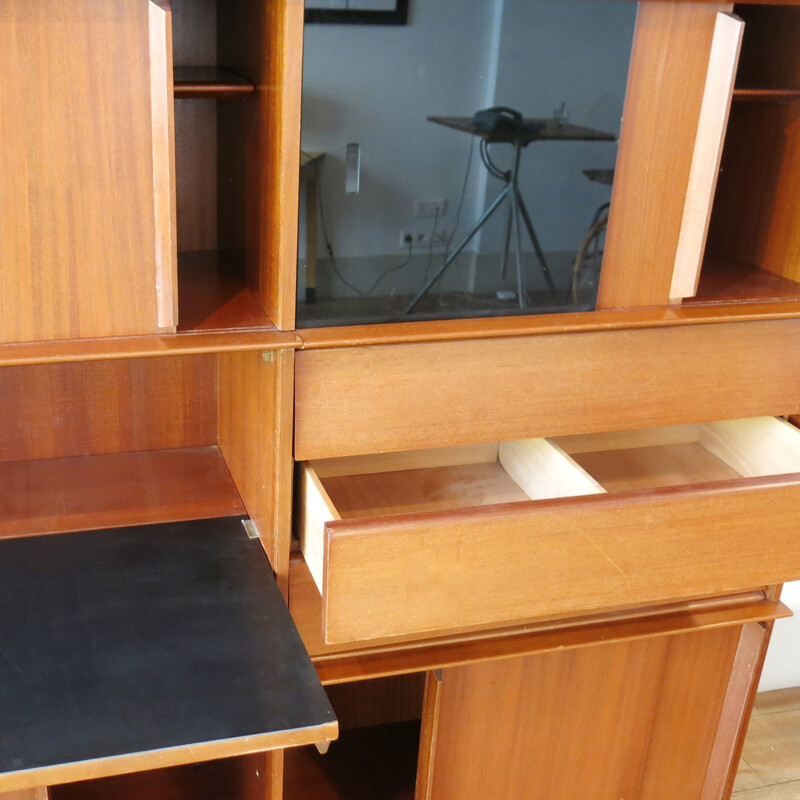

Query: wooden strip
<box><xmin>415</xmin><ymin>671</ymin><xmax>442</xmax><ymax>800</ymax></box>
<box><xmin>312</xmin><ymin>600</ymin><xmax>788</xmax><ymax>686</ymax></box>
<box><xmin>700</xmin><ymin>417</ymin><xmax>800</xmax><ymax>477</ymax></box>
<box><xmin>554</xmin><ymin>424</ymin><xmax>702</xmax><ymax>455</ymax></box>
<box><xmin>310</xmin><ymin>443</ymin><xmax>499</xmax><ymax>480</ymax></box>
<box><xmin>1</xmin><ymin>791</ymin><xmax>49</xmax><ymax>800</ymax></box>
<box><xmin>322</xmin><ymin>476</ymin><xmax>800</xmax><ymax>643</ymax></box>
<box><xmin>294</xmin><ymin>319</ymin><xmax>800</xmax><ymax>460</ymax></box>
<box><xmin>701</xmin><ymin>623</ymin><xmax>768</xmax><ymax>799</ymax></box>
<box><xmin>671</xmin><ymin>12</ymin><xmax>743</xmax><ymax>300</ymax></box>
<box><xmin>173</xmin><ymin>67</ymin><xmax>255</xmax><ymax>98</ymax></box>
<box><xmin>297</xmin><ymin>462</ymin><xmax>340</xmax><ymax>594</ymax></box>
<box><xmin>149</xmin><ymin>0</ymin><xmax>178</xmax><ymax>329</ymax></box>
<box><xmin>0</xmin><ymin>447</ymin><xmax>244</xmax><ymax>539</ymax></box>
<box><xmin>498</xmin><ymin>438</ymin><xmax>604</xmax><ymax>500</ymax></box>
<box><xmin>598</xmin><ymin>2</ymin><xmax>731</xmax><ymax>308</ymax></box>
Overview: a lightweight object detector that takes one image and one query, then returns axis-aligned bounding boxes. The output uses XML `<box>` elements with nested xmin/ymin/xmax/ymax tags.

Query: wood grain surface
<box><xmin>598</xmin><ymin>2</ymin><xmax>731</xmax><ymax>308</ymax></box>
<box><xmin>320</xmin><ymin>476</ymin><xmax>800</xmax><ymax>642</ymax></box>
<box><xmin>426</xmin><ymin>625</ymin><xmax>746</xmax><ymax>800</ymax></box>
<box><xmin>219</xmin><ymin>0</ymin><xmax>304</xmax><ymax>330</ymax></box>
<box><xmin>0</xmin><ymin>0</ymin><xmax>176</xmax><ymax>342</ymax></box>
<box><xmin>0</xmin><ymin>355</ymin><xmax>216</xmax><ymax>463</ymax></box>
<box><xmin>0</xmin><ymin>446</ymin><xmax>244</xmax><ymax>539</ymax></box>
<box><xmin>219</xmin><ymin>349</ymin><xmax>295</xmax><ymax>589</ymax></box>
<box><xmin>294</xmin><ymin>319</ymin><xmax>800</xmax><ymax>460</ymax></box>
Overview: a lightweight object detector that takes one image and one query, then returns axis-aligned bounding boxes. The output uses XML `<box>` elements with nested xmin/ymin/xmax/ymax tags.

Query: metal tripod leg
<box><xmin>404</xmin><ymin>182</ymin><xmax>513</xmax><ymax>314</ymax></box>
<box><xmin>515</xmin><ymin>185</ymin><xmax>558</xmax><ymax>301</ymax></box>
<box><xmin>500</xmin><ymin>202</ymin><xmax>513</xmax><ymax>280</ymax></box>
<box><xmin>511</xmin><ymin>184</ymin><xmax>526</xmax><ymax>309</ymax></box>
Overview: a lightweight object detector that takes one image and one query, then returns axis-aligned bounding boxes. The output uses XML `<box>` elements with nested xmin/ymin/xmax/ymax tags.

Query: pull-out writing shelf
<box><xmin>0</xmin><ymin>517</ymin><xmax>336</xmax><ymax>794</ymax></box>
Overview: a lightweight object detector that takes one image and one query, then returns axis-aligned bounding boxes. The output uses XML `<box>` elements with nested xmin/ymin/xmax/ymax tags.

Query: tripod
<box><xmin>405</xmin><ymin>137</ymin><xmax>558</xmax><ymax>314</ymax></box>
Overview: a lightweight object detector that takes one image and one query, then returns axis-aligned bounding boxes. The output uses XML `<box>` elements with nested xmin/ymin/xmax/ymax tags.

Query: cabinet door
<box><xmin>419</xmin><ymin>622</ymin><xmax>766</xmax><ymax>800</ymax></box>
<box><xmin>0</xmin><ymin>0</ymin><xmax>177</xmax><ymax>344</ymax></box>
<box><xmin>597</xmin><ymin>3</ymin><xmax>743</xmax><ymax>307</ymax></box>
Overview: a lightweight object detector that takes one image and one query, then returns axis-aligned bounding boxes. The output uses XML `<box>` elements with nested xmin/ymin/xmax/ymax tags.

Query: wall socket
<box><xmin>400</xmin><ymin>229</ymin><xmax>450</xmax><ymax>249</ymax></box>
<box><xmin>413</xmin><ymin>198</ymin><xmax>447</xmax><ymax>218</ymax></box>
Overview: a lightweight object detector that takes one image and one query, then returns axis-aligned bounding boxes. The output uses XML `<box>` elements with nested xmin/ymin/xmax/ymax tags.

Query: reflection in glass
<box><xmin>297</xmin><ymin>0</ymin><xmax>637</xmax><ymax>327</ymax></box>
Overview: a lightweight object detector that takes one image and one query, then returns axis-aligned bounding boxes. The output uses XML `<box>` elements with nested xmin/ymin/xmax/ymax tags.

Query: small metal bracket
<box><xmin>315</xmin><ymin>741</ymin><xmax>331</xmax><ymax>755</ymax></box>
<box><xmin>242</xmin><ymin>519</ymin><xmax>260</xmax><ymax>540</ymax></box>
<box><xmin>262</xmin><ymin>351</ymin><xmax>273</xmax><ymax>363</ymax></box>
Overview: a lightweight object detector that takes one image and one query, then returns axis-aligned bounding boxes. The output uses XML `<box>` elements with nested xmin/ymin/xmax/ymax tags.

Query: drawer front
<box><xmin>317</xmin><ymin>477</ymin><xmax>800</xmax><ymax>643</ymax></box>
<box><xmin>294</xmin><ymin>319</ymin><xmax>800</xmax><ymax>460</ymax></box>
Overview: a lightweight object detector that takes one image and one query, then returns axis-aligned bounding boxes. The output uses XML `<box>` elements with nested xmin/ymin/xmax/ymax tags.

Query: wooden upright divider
<box><xmin>219</xmin><ymin>349</ymin><xmax>296</xmax><ymax>591</ymax></box>
<box><xmin>598</xmin><ymin>2</ymin><xmax>735</xmax><ymax>309</ymax></box>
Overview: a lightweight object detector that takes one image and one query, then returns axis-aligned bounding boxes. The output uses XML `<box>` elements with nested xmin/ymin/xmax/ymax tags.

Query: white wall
<box><xmin>301</xmin><ymin>0</ymin><xmax>636</xmax><ymax>284</ymax></box>
<box><xmin>759</xmin><ymin>580</ymin><xmax>800</xmax><ymax>691</ymax></box>
<box><xmin>478</xmin><ymin>0</ymin><xmax>636</xmax><ymax>265</ymax></box>
<box><xmin>301</xmin><ymin>0</ymin><xmax>498</xmax><ymax>261</ymax></box>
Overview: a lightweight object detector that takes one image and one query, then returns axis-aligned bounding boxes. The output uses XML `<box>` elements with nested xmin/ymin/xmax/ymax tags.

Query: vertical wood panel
<box><xmin>0</xmin><ymin>0</ymin><xmax>174</xmax><ymax>342</ymax></box>
<box><xmin>219</xmin><ymin>0</ymin><xmax>304</xmax><ymax>330</ymax></box>
<box><xmin>415</xmin><ymin>672</ymin><xmax>442</xmax><ymax>800</ymax></box>
<box><xmin>637</xmin><ymin>625</ymin><xmax>743</xmax><ymax>798</ymax></box>
<box><xmin>219</xmin><ymin>349</ymin><xmax>295</xmax><ymax>590</ymax></box>
<box><xmin>428</xmin><ymin>638</ymin><xmax>670</xmax><ymax>800</ymax></box>
<box><xmin>702</xmin><ymin>623</ymin><xmax>768</xmax><ymax>800</ymax></box>
<box><xmin>598</xmin><ymin>2</ymin><xmax>731</xmax><ymax>309</ymax></box>
<box><xmin>0</xmin><ymin>356</ymin><xmax>217</xmax><ymax>463</ymax></box>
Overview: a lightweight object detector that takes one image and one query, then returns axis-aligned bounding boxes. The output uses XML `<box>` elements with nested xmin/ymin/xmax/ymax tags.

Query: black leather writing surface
<box><xmin>0</xmin><ymin>517</ymin><xmax>335</xmax><ymax>775</ymax></box>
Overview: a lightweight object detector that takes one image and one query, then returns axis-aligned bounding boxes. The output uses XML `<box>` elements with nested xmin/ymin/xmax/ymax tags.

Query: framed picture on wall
<box><xmin>305</xmin><ymin>0</ymin><xmax>410</xmax><ymax>25</ymax></box>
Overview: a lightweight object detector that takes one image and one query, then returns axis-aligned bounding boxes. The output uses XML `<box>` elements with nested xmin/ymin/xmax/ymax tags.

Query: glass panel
<box><xmin>297</xmin><ymin>0</ymin><xmax>637</xmax><ymax>327</ymax></box>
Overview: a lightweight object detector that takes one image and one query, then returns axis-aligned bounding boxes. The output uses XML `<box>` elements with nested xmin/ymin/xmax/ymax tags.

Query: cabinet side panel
<box><xmin>295</xmin><ymin>320</ymin><xmax>800</xmax><ymax>460</ymax></box>
<box><xmin>598</xmin><ymin>2</ymin><xmax>729</xmax><ymax>309</ymax></box>
<box><xmin>0</xmin><ymin>0</ymin><xmax>169</xmax><ymax>342</ymax></box>
<box><xmin>219</xmin><ymin>349</ymin><xmax>295</xmax><ymax>589</ymax></box>
<box><xmin>219</xmin><ymin>0</ymin><xmax>304</xmax><ymax>330</ymax></box>
<box><xmin>0</xmin><ymin>355</ymin><xmax>217</xmax><ymax>462</ymax></box>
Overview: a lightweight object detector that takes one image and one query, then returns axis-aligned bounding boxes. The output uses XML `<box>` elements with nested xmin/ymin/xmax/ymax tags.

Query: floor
<box><xmin>733</xmin><ymin>688</ymin><xmax>800</xmax><ymax>798</ymax></box>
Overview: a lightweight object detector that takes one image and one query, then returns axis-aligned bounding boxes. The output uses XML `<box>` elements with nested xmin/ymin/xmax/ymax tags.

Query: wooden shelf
<box><xmin>688</xmin><ymin>258</ymin><xmax>800</xmax><ymax>304</ymax></box>
<box><xmin>733</xmin><ymin>87</ymin><xmax>800</xmax><ymax>102</ymax></box>
<box><xmin>0</xmin><ymin>446</ymin><xmax>245</xmax><ymax>539</ymax></box>
<box><xmin>178</xmin><ymin>251</ymin><xmax>275</xmax><ymax>333</ymax></box>
<box><xmin>174</xmin><ymin>67</ymin><xmax>255</xmax><ymax>99</ymax></box>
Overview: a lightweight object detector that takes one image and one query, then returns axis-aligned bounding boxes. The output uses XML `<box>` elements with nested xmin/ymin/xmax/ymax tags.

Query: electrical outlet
<box><xmin>400</xmin><ymin>229</ymin><xmax>450</xmax><ymax>249</ymax></box>
<box><xmin>413</xmin><ymin>198</ymin><xmax>448</xmax><ymax>218</ymax></box>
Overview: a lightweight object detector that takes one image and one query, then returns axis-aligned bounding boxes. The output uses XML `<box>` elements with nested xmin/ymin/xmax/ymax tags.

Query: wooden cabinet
<box><xmin>3</xmin><ymin>1</ymin><xmax>800</xmax><ymax>799</ymax></box>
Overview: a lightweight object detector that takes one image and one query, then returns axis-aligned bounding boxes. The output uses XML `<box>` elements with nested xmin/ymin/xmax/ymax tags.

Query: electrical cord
<box><xmin>480</xmin><ymin>138</ymin><xmax>510</xmax><ymax>182</ymax></box>
<box><xmin>312</xmin><ymin>154</ymin><xmax>415</xmax><ymax>296</ymax></box>
<box><xmin>421</xmin><ymin>208</ymin><xmax>441</xmax><ymax>287</ymax></box>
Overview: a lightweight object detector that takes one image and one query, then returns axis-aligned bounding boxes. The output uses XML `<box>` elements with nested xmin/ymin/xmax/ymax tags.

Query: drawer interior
<box><xmin>299</xmin><ymin>418</ymin><xmax>800</xmax><ymax>596</ymax></box>
<box><xmin>552</xmin><ymin>417</ymin><xmax>800</xmax><ymax>492</ymax></box>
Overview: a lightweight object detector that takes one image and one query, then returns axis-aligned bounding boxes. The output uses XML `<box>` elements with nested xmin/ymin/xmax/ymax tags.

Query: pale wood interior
<box><xmin>556</xmin><ymin>417</ymin><xmax>800</xmax><ymax>492</ymax></box>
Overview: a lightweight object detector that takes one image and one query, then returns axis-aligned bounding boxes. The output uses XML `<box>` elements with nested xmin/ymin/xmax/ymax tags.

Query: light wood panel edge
<box><xmin>0</xmin><ymin>721</ymin><xmax>338</xmax><ymax>795</ymax></box>
<box><xmin>414</xmin><ymin>671</ymin><xmax>442</xmax><ymax>800</ymax></box>
<box><xmin>0</xmin><ymin>790</ymin><xmax>49</xmax><ymax>800</ymax></box>
<box><xmin>297</xmin><ymin>462</ymin><xmax>340</xmax><ymax>594</ymax></box>
<box><xmin>671</xmin><ymin>11</ymin><xmax>743</xmax><ymax>300</ymax></box>
<box><xmin>149</xmin><ymin>0</ymin><xmax>178</xmax><ymax>329</ymax></box>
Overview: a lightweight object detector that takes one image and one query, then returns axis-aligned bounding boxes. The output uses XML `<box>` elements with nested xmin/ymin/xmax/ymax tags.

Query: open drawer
<box><xmin>298</xmin><ymin>417</ymin><xmax>800</xmax><ymax>644</ymax></box>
